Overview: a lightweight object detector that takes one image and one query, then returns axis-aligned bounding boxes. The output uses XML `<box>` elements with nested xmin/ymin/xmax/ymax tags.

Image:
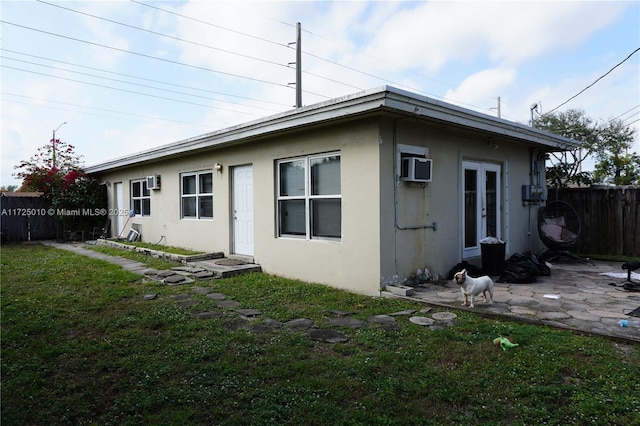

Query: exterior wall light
<box><xmin>214</xmin><ymin>163</ymin><xmax>223</xmax><ymax>173</ymax></box>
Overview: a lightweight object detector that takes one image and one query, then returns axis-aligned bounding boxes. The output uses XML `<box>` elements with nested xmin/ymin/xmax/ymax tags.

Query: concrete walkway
<box><xmin>385</xmin><ymin>260</ymin><xmax>640</xmax><ymax>343</ymax></box>
<box><xmin>43</xmin><ymin>241</ymin><xmax>640</xmax><ymax>343</ymax></box>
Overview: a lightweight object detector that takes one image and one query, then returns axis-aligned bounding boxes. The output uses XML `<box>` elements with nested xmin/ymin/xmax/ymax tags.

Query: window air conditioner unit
<box><xmin>147</xmin><ymin>175</ymin><xmax>161</xmax><ymax>190</ymax></box>
<box><xmin>401</xmin><ymin>157</ymin><xmax>432</xmax><ymax>182</ymax></box>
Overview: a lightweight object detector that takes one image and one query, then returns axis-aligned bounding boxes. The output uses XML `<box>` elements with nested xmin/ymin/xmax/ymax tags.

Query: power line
<box><xmin>128</xmin><ymin>0</ymin><xmax>466</xmax><ymax>107</ymax></box>
<box><xmin>0</xmin><ymin>48</ymin><xmax>291</xmax><ymax>108</ymax></box>
<box><xmin>2</xmin><ymin>55</ymin><xmax>282</xmax><ymax>113</ymax></box>
<box><xmin>37</xmin><ymin>0</ymin><xmax>289</xmax><ymax>71</ymax></box>
<box><xmin>0</xmin><ymin>20</ymin><xmax>297</xmax><ymax>92</ymax></box>
<box><xmin>2</xmin><ymin>92</ymin><xmax>215</xmax><ymax>130</ymax></box>
<box><xmin>130</xmin><ymin>0</ymin><xmax>291</xmax><ymax>49</ymax></box>
<box><xmin>2</xmin><ymin>64</ymin><xmax>264</xmax><ymax>116</ymax></box>
<box><xmin>39</xmin><ymin>1</ymin><xmax>361</xmax><ymax>94</ymax></box>
<box><xmin>546</xmin><ymin>47</ymin><xmax>640</xmax><ymax>115</ymax></box>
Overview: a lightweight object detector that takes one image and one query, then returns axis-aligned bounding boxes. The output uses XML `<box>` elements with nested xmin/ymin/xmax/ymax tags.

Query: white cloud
<box><xmin>444</xmin><ymin>68</ymin><xmax>517</xmax><ymax>110</ymax></box>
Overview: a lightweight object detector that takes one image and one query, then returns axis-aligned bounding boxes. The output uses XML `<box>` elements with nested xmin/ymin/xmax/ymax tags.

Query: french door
<box><xmin>462</xmin><ymin>161</ymin><xmax>501</xmax><ymax>258</ymax></box>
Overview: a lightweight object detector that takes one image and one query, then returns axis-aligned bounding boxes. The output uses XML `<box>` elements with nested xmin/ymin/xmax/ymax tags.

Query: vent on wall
<box><xmin>400</xmin><ymin>157</ymin><xmax>432</xmax><ymax>183</ymax></box>
<box><xmin>147</xmin><ymin>175</ymin><xmax>161</xmax><ymax>190</ymax></box>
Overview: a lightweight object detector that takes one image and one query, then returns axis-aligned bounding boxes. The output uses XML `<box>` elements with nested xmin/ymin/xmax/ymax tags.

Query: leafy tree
<box><xmin>0</xmin><ymin>185</ymin><xmax>18</xmax><ymax>192</ymax></box>
<box><xmin>592</xmin><ymin>118</ymin><xmax>639</xmax><ymax>185</ymax></box>
<box><xmin>534</xmin><ymin>109</ymin><xmax>639</xmax><ymax>187</ymax></box>
<box><xmin>14</xmin><ymin>138</ymin><xmax>106</xmax><ymax>230</ymax></box>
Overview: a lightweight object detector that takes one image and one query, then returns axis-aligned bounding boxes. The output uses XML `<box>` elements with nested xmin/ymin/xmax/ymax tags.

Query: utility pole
<box><xmin>295</xmin><ymin>22</ymin><xmax>302</xmax><ymax>108</ymax></box>
<box><xmin>287</xmin><ymin>23</ymin><xmax>302</xmax><ymax>107</ymax></box>
<box><xmin>491</xmin><ymin>97</ymin><xmax>501</xmax><ymax>118</ymax></box>
<box><xmin>52</xmin><ymin>121</ymin><xmax>67</xmax><ymax>169</ymax></box>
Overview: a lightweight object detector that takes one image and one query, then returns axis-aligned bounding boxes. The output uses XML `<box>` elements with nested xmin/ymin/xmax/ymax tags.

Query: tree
<box><xmin>592</xmin><ymin>118</ymin><xmax>639</xmax><ymax>185</ymax></box>
<box><xmin>14</xmin><ymin>138</ymin><xmax>106</xmax><ymax>230</ymax></box>
<box><xmin>534</xmin><ymin>109</ymin><xmax>639</xmax><ymax>187</ymax></box>
<box><xmin>0</xmin><ymin>185</ymin><xmax>18</xmax><ymax>192</ymax></box>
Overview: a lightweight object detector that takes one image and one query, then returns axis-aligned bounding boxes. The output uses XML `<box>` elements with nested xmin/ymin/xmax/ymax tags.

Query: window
<box><xmin>181</xmin><ymin>171</ymin><xmax>213</xmax><ymax>219</ymax></box>
<box><xmin>130</xmin><ymin>179</ymin><xmax>151</xmax><ymax>216</ymax></box>
<box><xmin>277</xmin><ymin>153</ymin><xmax>341</xmax><ymax>240</ymax></box>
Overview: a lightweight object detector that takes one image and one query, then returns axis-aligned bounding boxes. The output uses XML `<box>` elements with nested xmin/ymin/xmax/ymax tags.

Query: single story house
<box><xmin>85</xmin><ymin>86</ymin><xmax>579</xmax><ymax>296</ymax></box>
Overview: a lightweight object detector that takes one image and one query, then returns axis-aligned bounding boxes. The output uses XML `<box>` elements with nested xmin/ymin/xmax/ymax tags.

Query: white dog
<box><xmin>453</xmin><ymin>269</ymin><xmax>494</xmax><ymax>308</ymax></box>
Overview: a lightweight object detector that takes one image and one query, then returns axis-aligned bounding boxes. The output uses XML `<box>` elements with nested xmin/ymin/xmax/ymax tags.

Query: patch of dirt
<box><xmin>612</xmin><ymin>342</ymin><xmax>638</xmax><ymax>360</ymax></box>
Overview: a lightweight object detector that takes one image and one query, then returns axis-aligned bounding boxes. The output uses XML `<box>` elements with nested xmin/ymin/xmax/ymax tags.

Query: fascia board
<box><xmin>85</xmin><ymin>89</ymin><xmax>388</xmax><ymax>174</ymax></box>
<box><xmin>85</xmin><ymin>86</ymin><xmax>579</xmax><ymax>174</ymax></box>
<box><xmin>381</xmin><ymin>91</ymin><xmax>580</xmax><ymax>150</ymax></box>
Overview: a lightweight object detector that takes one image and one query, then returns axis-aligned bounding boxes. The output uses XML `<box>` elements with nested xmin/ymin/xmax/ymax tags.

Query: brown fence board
<box><xmin>549</xmin><ymin>187</ymin><xmax>640</xmax><ymax>258</ymax></box>
<box><xmin>1</xmin><ymin>195</ymin><xmax>57</xmax><ymax>242</ymax></box>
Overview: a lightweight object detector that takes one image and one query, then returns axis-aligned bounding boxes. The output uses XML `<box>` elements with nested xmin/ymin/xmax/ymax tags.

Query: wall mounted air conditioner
<box><xmin>147</xmin><ymin>175</ymin><xmax>161</xmax><ymax>190</ymax></box>
<box><xmin>401</xmin><ymin>157</ymin><xmax>432</xmax><ymax>182</ymax></box>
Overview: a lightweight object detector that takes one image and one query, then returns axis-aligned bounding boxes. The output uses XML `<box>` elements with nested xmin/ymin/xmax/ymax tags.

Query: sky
<box><xmin>1</xmin><ymin>0</ymin><xmax>639</xmax><ymax>189</ymax></box>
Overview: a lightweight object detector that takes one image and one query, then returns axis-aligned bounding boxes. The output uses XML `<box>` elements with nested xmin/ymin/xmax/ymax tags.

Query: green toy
<box><xmin>493</xmin><ymin>336</ymin><xmax>519</xmax><ymax>351</ymax></box>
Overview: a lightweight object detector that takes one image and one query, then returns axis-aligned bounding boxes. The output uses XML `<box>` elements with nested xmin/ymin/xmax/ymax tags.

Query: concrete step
<box><xmin>188</xmin><ymin>258</ymin><xmax>262</xmax><ymax>278</ymax></box>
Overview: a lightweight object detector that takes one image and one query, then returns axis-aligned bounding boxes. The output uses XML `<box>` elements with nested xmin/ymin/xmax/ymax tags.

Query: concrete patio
<box><xmin>384</xmin><ymin>259</ymin><xmax>640</xmax><ymax>343</ymax></box>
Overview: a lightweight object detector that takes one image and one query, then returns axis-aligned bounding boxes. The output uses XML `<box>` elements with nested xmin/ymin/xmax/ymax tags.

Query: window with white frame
<box><xmin>130</xmin><ymin>179</ymin><xmax>151</xmax><ymax>216</ymax></box>
<box><xmin>181</xmin><ymin>171</ymin><xmax>213</xmax><ymax>219</ymax></box>
<box><xmin>277</xmin><ymin>152</ymin><xmax>341</xmax><ymax>240</ymax></box>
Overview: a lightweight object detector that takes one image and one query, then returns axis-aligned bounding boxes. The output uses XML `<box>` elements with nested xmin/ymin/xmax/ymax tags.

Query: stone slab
<box><xmin>217</xmin><ymin>300</ymin><xmax>241</xmax><ymax>309</ymax></box>
<box><xmin>194</xmin><ymin>271</ymin><xmax>216</xmax><ymax>279</ymax></box>
<box><xmin>386</xmin><ymin>285</ymin><xmax>415</xmax><ymax>297</ymax></box>
<box><xmin>196</xmin><ymin>311</ymin><xmax>225</xmax><ymax>319</ymax></box>
<box><xmin>308</xmin><ymin>329</ymin><xmax>349</xmax><ymax>343</ymax></box>
<box><xmin>226</xmin><ymin>317</ymin><xmax>250</xmax><ymax>331</ymax></box>
<box><xmin>367</xmin><ymin>315</ymin><xmax>396</xmax><ymax>325</ymax></box>
<box><xmin>176</xmin><ymin>300</ymin><xmax>199</xmax><ymax>309</ymax></box>
<box><xmin>235</xmin><ymin>308</ymin><xmax>261</xmax><ymax>317</ymax></box>
<box><xmin>432</xmin><ymin>312</ymin><xmax>457</xmax><ymax>321</ymax></box>
<box><xmin>284</xmin><ymin>318</ymin><xmax>314</xmax><ymax>331</ymax></box>
<box><xmin>206</xmin><ymin>293</ymin><xmax>227</xmax><ymax>300</ymax></box>
<box><xmin>389</xmin><ymin>309</ymin><xmax>417</xmax><ymax>316</ymax></box>
<box><xmin>263</xmin><ymin>318</ymin><xmax>284</xmax><ymax>328</ymax></box>
<box><xmin>164</xmin><ymin>274</ymin><xmax>187</xmax><ymax>284</ymax></box>
<box><xmin>409</xmin><ymin>316</ymin><xmax>434</xmax><ymax>326</ymax></box>
<box><xmin>328</xmin><ymin>317</ymin><xmax>367</xmax><ymax>328</ymax></box>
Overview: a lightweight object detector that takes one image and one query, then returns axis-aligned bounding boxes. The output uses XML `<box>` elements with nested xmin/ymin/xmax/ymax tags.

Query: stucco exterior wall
<box><xmin>97</xmin><ymin>119</ymin><xmax>384</xmax><ymax>296</ymax></box>
<box><xmin>377</xmin><ymin>118</ymin><xmax>546</xmax><ymax>283</ymax></box>
<box><xmin>96</xmin><ymin>113</ymin><xmax>548</xmax><ymax>297</ymax></box>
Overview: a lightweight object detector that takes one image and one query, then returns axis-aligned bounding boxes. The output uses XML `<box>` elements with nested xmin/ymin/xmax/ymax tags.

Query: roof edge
<box><xmin>86</xmin><ymin>86</ymin><xmax>579</xmax><ymax>174</ymax></box>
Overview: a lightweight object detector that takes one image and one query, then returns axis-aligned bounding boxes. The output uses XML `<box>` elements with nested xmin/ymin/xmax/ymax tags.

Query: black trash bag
<box><xmin>498</xmin><ymin>251</ymin><xmax>549</xmax><ymax>283</ymax></box>
<box><xmin>447</xmin><ymin>261</ymin><xmax>483</xmax><ymax>280</ymax></box>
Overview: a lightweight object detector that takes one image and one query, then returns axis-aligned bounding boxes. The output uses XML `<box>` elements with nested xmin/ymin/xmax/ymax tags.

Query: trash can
<box><xmin>480</xmin><ymin>237</ymin><xmax>505</xmax><ymax>276</ymax></box>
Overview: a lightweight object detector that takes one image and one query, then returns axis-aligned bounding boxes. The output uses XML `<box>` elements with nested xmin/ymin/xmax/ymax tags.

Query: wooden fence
<box><xmin>547</xmin><ymin>186</ymin><xmax>640</xmax><ymax>258</ymax></box>
<box><xmin>1</xmin><ymin>193</ymin><xmax>58</xmax><ymax>242</ymax></box>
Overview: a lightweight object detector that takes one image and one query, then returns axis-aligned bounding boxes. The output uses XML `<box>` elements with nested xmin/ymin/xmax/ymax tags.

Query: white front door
<box><xmin>232</xmin><ymin>165</ymin><xmax>254</xmax><ymax>256</ymax></box>
<box><xmin>462</xmin><ymin>161</ymin><xmax>501</xmax><ymax>259</ymax></box>
<box><xmin>114</xmin><ymin>182</ymin><xmax>124</xmax><ymax>237</ymax></box>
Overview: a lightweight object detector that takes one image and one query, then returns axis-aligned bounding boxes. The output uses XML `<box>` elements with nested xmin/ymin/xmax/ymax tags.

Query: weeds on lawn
<box><xmin>1</xmin><ymin>244</ymin><xmax>639</xmax><ymax>425</ymax></box>
<box><xmin>87</xmin><ymin>244</ymin><xmax>182</xmax><ymax>270</ymax></box>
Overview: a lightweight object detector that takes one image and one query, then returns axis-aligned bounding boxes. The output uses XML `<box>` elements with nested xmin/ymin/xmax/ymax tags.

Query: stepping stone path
<box><xmin>164</xmin><ymin>274</ymin><xmax>187</xmax><ymax>285</ymax></box>
<box><xmin>143</xmin><ymin>285</ymin><xmax>458</xmax><ymax>344</ymax></box>
<box><xmin>217</xmin><ymin>300</ymin><xmax>240</xmax><ymax>309</ymax></box>
<box><xmin>309</xmin><ymin>329</ymin><xmax>349</xmax><ymax>343</ymax></box>
<box><xmin>284</xmin><ymin>318</ymin><xmax>314</xmax><ymax>331</ymax></box>
<box><xmin>206</xmin><ymin>293</ymin><xmax>226</xmax><ymax>300</ymax></box>
<box><xmin>328</xmin><ymin>317</ymin><xmax>367</xmax><ymax>328</ymax></box>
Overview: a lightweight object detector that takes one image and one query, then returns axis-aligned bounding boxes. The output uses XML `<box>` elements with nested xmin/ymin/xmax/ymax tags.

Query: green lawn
<box><xmin>1</xmin><ymin>244</ymin><xmax>639</xmax><ymax>425</ymax></box>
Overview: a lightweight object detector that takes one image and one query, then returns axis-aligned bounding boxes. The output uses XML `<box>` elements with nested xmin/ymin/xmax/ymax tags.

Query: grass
<box><xmin>2</xmin><ymin>243</ymin><xmax>639</xmax><ymax>425</ymax></box>
<box><xmin>109</xmin><ymin>240</ymin><xmax>205</xmax><ymax>256</ymax></box>
<box><xmin>87</xmin><ymin>244</ymin><xmax>183</xmax><ymax>270</ymax></box>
